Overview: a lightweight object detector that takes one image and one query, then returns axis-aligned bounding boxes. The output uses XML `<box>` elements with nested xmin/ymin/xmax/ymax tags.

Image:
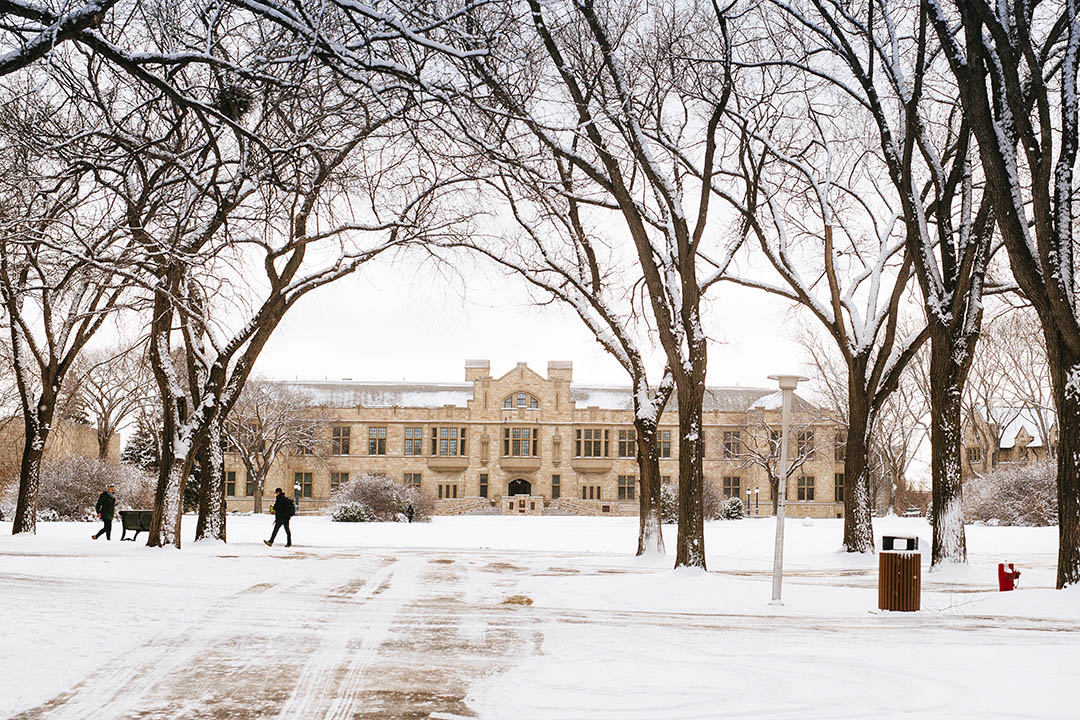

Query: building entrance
<box><xmin>507</xmin><ymin>478</ymin><xmax>532</xmax><ymax>496</ymax></box>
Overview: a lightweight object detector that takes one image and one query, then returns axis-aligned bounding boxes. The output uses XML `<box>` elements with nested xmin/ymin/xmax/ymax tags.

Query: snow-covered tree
<box><xmin>928</xmin><ymin>0</ymin><xmax>1080</xmax><ymax>587</ymax></box>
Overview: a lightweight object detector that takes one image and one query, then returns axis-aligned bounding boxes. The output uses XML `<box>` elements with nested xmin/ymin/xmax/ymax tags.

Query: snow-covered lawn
<box><xmin>1</xmin><ymin>515</ymin><xmax>1077</xmax><ymax>719</ymax></box>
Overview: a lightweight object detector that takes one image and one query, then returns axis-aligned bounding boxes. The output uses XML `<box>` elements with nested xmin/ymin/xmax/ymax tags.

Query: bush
<box><xmin>328</xmin><ymin>473</ymin><xmax>433</xmax><ymax>523</ymax></box>
<box><xmin>658</xmin><ymin>481</ymin><xmax>739</xmax><ymax>521</ymax></box>
<box><xmin>330</xmin><ymin>501</ymin><xmax>373</xmax><ymax>523</ymax></box>
<box><xmin>963</xmin><ymin>460</ymin><xmax>1057</xmax><ymax>526</ymax></box>
<box><xmin>718</xmin><ymin>496</ymin><xmax>745</xmax><ymax>520</ymax></box>
<box><xmin>0</xmin><ymin>457</ymin><xmax>156</xmax><ymax>521</ymax></box>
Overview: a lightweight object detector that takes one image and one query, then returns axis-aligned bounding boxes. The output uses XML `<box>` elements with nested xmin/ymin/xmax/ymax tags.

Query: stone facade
<box><xmin>223</xmin><ymin>361</ymin><xmax>847</xmax><ymax>518</ymax></box>
<box><xmin>0</xmin><ymin>418</ymin><xmax>122</xmax><ymax>494</ymax></box>
<box><xmin>962</xmin><ymin>406</ymin><xmax>1057</xmax><ymax>477</ymax></box>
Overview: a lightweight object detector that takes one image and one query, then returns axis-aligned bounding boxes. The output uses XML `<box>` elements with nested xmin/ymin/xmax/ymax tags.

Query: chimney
<box><xmin>547</xmin><ymin>360</ymin><xmax>573</xmax><ymax>381</ymax></box>
<box><xmin>465</xmin><ymin>359</ymin><xmax>490</xmax><ymax>382</ymax></box>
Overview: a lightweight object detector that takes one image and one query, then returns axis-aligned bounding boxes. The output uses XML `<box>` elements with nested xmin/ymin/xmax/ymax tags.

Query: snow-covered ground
<box><xmin>1</xmin><ymin>515</ymin><xmax>1077</xmax><ymax>719</ymax></box>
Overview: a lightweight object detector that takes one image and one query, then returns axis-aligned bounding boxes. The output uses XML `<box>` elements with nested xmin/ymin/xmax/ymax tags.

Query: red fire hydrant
<box><xmin>998</xmin><ymin>563</ymin><xmax>1021</xmax><ymax>591</ymax></box>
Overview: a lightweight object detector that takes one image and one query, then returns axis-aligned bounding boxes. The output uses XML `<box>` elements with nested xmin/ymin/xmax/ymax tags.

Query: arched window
<box><xmin>504</xmin><ymin>392</ymin><xmax>539</xmax><ymax>409</ymax></box>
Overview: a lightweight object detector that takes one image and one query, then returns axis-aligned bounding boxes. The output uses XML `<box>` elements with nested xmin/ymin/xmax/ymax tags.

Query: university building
<box><xmin>223</xmin><ymin>360</ymin><xmax>847</xmax><ymax>518</ymax></box>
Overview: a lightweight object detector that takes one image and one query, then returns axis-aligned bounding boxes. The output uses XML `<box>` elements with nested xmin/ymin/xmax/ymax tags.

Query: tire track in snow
<box><xmin>22</xmin><ymin>579</ymin><xmax>302</xmax><ymax>720</ymax></box>
<box><xmin>277</xmin><ymin>556</ymin><xmax>422</xmax><ymax>719</ymax></box>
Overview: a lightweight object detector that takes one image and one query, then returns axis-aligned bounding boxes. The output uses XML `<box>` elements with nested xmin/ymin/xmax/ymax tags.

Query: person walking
<box><xmin>264</xmin><ymin>487</ymin><xmax>295</xmax><ymax>547</ymax></box>
<box><xmin>92</xmin><ymin>485</ymin><xmax>117</xmax><ymax>540</ymax></box>
<box><xmin>406</xmin><ymin>504</ymin><xmax>415</xmax><ymax>523</ymax></box>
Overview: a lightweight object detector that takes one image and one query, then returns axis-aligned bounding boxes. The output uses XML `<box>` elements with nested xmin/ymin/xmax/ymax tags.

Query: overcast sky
<box><xmin>253</xmin><ymin>251</ymin><xmax>812</xmax><ymax>390</ymax></box>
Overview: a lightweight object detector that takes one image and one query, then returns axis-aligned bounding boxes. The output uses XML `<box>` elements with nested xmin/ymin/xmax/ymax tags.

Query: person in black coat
<box><xmin>264</xmin><ymin>487</ymin><xmax>295</xmax><ymax>547</ymax></box>
<box><xmin>92</xmin><ymin>485</ymin><xmax>117</xmax><ymax>540</ymax></box>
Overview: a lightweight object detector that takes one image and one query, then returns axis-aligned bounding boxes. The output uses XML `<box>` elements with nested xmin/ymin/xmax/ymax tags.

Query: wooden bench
<box><xmin>119</xmin><ymin>510</ymin><xmax>153</xmax><ymax>541</ymax></box>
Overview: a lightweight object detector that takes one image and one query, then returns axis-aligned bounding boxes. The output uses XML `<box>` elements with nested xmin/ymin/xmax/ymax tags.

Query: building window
<box><xmin>225</xmin><ymin>471</ymin><xmax>236</xmax><ymax>497</ymax></box>
<box><xmin>723</xmin><ymin>476</ymin><xmax>741</xmax><ymax>498</ymax></box>
<box><xmin>294</xmin><ymin>472</ymin><xmax>313</xmax><ymax>498</ymax></box>
<box><xmin>575</xmin><ymin>428</ymin><xmax>608</xmax><ymax>457</ymax></box>
<box><xmin>504</xmin><ymin>392</ymin><xmax>539</xmax><ymax>409</ymax></box>
<box><xmin>662</xmin><ymin>475</ymin><xmax>671</xmax><ymax>485</ymax></box>
<box><xmin>618</xmin><ymin>475</ymin><xmax>636</xmax><ymax>500</ymax></box>
<box><xmin>551</xmin><ymin>474</ymin><xmax>561</xmax><ymax>499</ymax></box>
<box><xmin>245</xmin><ymin>475</ymin><xmax>255</xmax><ymax>497</ymax></box>
<box><xmin>331</xmin><ymin>472</ymin><xmax>349</xmax><ymax>492</ymax></box>
<box><xmin>331</xmin><ymin>426</ymin><xmax>350</xmax><ymax>455</ymax></box>
<box><xmin>438</xmin><ymin>483</ymin><xmax>458</xmax><ymax>499</ymax></box>
<box><xmin>834</xmin><ymin>473</ymin><xmax>844</xmax><ymax>502</ymax></box>
<box><xmin>582</xmin><ymin>485</ymin><xmax>602</xmax><ymax>500</ymax></box>
<box><xmin>797</xmin><ymin>430</ymin><xmax>815</xmax><ymax>458</ymax></box>
<box><xmin>504</xmin><ymin>427</ymin><xmax>538</xmax><ymax>456</ymax></box>
<box><xmin>723</xmin><ymin>431</ymin><xmax>741</xmax><ymax>459</ymax></box>
<box><xmin>797</xmin><ymin>476</ymin><xmax>815</xmax><ymax>502</ymax></box>
<box><xmin>479</xmin><ymin>473</ymin><xmax>488</xmax><ymax>498</ymax></box>
<box><xmin>618</xmin><ymin>429</ymin><xmax>637</xmax><ymax>458</ymax></box>
<box><xmin>404</xmin><ymin>472</ymin><xmax>422</xmax><ymax>490</ymax></box>
<box><xmin>404</xmin><ymin>426</ymin><xmax>423</xmax><ymax>456</ymax></box>
<box><xmin>967</xmin><ymin>446</ymin><xmax>982</xmax><ymax>463</ymax></box>
<box><xmin>295</xmin><ymin>440</ymin><xmax>313</xmax><ymax>456</ymax></box>
<box><xmin>660</xmin><ymin>430</ymin><xmax>672</xmax><ymax>458</ymax></box>
<box><xmin>368</xmin><ymin>426</ymin><xmax>386</xmax><ymax>455</ymax></box>
<box><xmin>432</xmin><ymin>427</ymin><xmax>466</xmax><ymax>456</ymax></box>
<box><xmin>834</xmin><ymin>430</ymin><xmax>847</xmax><ymax>461</ymax></box>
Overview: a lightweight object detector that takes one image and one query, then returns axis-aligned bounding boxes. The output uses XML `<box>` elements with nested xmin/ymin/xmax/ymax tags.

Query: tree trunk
<box><xmin>147</xmin><ymin>441</ymin><xmax>189</xmax><ymax>548</ymax></box>
<box><xmin>253</xmin><ymin>472</ymin><xmax>265</xmax><ymax>514</ymax></box>
<box><xmin>842</xmin><ymin>394</ymin><xmax>874</xmax><ymax>553</ymax></box>
<box><xmin>674</xmin><ymin>365</ymin><xmax>707</xmax><ymax>569</ymax></box>
<box><xmin>12</xmin><ymin>399</ymin><xmax>55</xmax><ymax>535</ymax></box>
<box><xmin>195</xmin><ymin>420</ymin><xmax>227</xmax><ymax>542</ymax></box>
<box><xmin>1046</xmin><ymin>334</ymin><xmax>1080</xmax><ymax>588</ymax></box>
<box><xmin>634</xmin><ymin>417</ymin><xmax>664</xmax><ymax>556</ymax></box>
<box><xmin>929</xmin><ymin>326</ymin><xmax>970</xmax><ymax>567</ymax></box>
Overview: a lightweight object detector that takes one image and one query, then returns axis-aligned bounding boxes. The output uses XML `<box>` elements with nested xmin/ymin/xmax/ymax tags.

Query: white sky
<box><xmin>254</xmin><ymin>251</ymin><xmax>812</xmax><ymax>389</ymax></box>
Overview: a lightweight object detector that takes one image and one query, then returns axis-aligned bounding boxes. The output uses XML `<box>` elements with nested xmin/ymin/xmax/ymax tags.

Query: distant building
<box><xmin>962</xmin><ymin>406</ymin><xmax>1057</xmax><ymax>476</ymax></box>
<box><xmin>223</xmin><ymin>361</ymin><xmax>846</xmax><ymax>517</ymax></box>
<box><xmin>0</xmin><ymin>417</ymin><xmax>121</xmax><ymax>491</ymax></box>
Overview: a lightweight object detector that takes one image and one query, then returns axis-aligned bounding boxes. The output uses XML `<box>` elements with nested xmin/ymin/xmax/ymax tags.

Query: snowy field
<box><xmin>1</xmin><ymin>515</ymin><xmax>1077</xmax><ymax>719</ymax></box>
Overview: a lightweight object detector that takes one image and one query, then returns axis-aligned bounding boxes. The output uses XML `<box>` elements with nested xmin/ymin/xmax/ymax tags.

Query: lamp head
<box><xmin>768</xmin><ymin>374</ymin><xmax>808</xmax><ymax>390</ymax></box>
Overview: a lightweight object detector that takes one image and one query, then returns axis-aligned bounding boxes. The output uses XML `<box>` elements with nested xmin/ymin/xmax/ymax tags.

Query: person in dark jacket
<box><xmin>264</xmin><ymin>487</ymin><xmax>295</xmax><ymax>547</ymax></box>
<box><xmin>92</xmin><ymin>485</ymin><xmax>117</xmax><ymax>540</ymax></box>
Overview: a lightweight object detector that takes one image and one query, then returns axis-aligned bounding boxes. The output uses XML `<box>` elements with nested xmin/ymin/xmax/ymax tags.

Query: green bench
<box><xmin>119</xmin><ymin>510</ymin><xmax>153</xmax><ymax>541</ymax></box>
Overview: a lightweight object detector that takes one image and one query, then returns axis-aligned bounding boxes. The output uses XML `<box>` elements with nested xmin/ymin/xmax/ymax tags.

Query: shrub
<box><xmin>718</xmin><ymin>496</ymin><xmax>745</xmax><ymax>520</ymax></box>
<box><xmin>330</xmin><ymin>501</ymin><xmax>373</xmax><ymax>523</ymax></box>
<box><xmin>0</xmin><ymin>457</ymin><xmax>156</xmax><ymax>521</ymax></box>
<box><xmin>963</xmin><ymin>460</ymin><xmax>1057</xmax><ymax>526</ymax></box>
<box><xmin>328</xmin><ymin>473</ymin><xmax>433</xmax><ymax>523</ymax></box>
<box><xmin>658</xmin><ymin>481</ymin><xmax>737</xmax><ymax>521</ymax></box>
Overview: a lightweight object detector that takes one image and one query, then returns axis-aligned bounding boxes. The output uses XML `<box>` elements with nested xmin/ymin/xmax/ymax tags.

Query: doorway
<box><xmin>507</xmin><ymin>478</ymin><xmax>532</xmax><ymax>496</ymax></box>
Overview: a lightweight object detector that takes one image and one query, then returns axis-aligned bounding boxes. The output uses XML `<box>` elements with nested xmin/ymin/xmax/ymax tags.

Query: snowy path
<box><xmin>2</xmin><ymin>516</ymin><xmax>1079</xmax><ymax>719</ymax></box>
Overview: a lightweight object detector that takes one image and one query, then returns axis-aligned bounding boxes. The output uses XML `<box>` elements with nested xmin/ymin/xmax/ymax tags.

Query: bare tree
<box><xmin>222</xmin><ymin>379</ymin><xmax>326</xmax><ymax>514</ymax></box>
<box><xmin>928</xmin><ymin>0</ymin><xmax>1080</xmax><ymax>586</ymax></box>
<box><xmin>0</xmin><ymin>86</ymin><xmax>131</xmax><ymax>534</ymax></box>
<box><xmin>401</xmin><ymin>0</ymin><xmax>738</xmax><ymax>568</ymax></box>
<box><xmin>69</xmin><ymin>343</ymin><xmax>154</xmax><ymax>459</ymax></box>
<box><xmin>736</xmin><ymin>407</ymin><xmax>819</xmax><ymax>515</ymax></box>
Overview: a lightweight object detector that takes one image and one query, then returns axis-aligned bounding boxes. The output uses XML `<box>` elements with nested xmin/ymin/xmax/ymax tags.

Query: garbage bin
<box><xmin>878</xmin><ymin>535</ymin><xmax>921</xmax><ymax>611</ymax></box>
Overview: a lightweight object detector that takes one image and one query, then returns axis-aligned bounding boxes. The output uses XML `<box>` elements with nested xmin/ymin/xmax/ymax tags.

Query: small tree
<box><xmin>223</xmin><ymin>379</ymin><xmax>328</xmax><ymax>514</ymax></box>
<box><xmin>328</xmin><ymin>473</ymin><xmax>432</xmax><ymax>523</ymax></box>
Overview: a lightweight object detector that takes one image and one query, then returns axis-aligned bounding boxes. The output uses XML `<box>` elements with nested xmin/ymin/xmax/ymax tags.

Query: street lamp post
<box><xmin>755</xmin><ymin>487</ymin><xmax>759</xmax><ymax>516</ymax></box>
<box><xmin>746</xmin><ymin>487</ymin><xmax>751</xmax><ymax>516</ymax></box>
<box><xmin>768</xmin><ymin>373</ymin><xmax>807</xmax><ymax>606</ymax></box>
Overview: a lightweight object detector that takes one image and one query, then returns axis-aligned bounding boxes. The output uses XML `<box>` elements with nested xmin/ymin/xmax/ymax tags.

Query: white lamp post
<box><xmin>768</xmin><ymin>373</ymin><xmax>807</xmax><ymax>605</ymax></box>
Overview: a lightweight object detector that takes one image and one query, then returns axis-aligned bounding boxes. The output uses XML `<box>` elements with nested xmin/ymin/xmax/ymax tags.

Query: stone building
<box><xmin>223</xmin><ymin>361</ymin><xmax>847</xmax><ymax>518</ymax></box>
<box><xmin>962</xmin><ymin>406</ymin><xmax>1057</xmax><ymax>477</ymax></box>
<box><xmin>0</xmin><ymin>417</ymin><xmax>121</xmax><ymax>494</ymax></box>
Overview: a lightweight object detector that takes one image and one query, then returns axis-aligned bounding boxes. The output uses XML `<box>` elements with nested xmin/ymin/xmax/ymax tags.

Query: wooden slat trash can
<box><xmin>878</xmin><ymin>535</ymin><xmax>921</xmax><ymax>611</ymax></box>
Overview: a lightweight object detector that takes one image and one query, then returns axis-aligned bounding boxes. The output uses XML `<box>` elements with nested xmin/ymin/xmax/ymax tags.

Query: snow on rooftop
<box><xmin>278</xmin><ymin>379</ymin><xmax>814</xmax><ymax>413</ymax></box>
